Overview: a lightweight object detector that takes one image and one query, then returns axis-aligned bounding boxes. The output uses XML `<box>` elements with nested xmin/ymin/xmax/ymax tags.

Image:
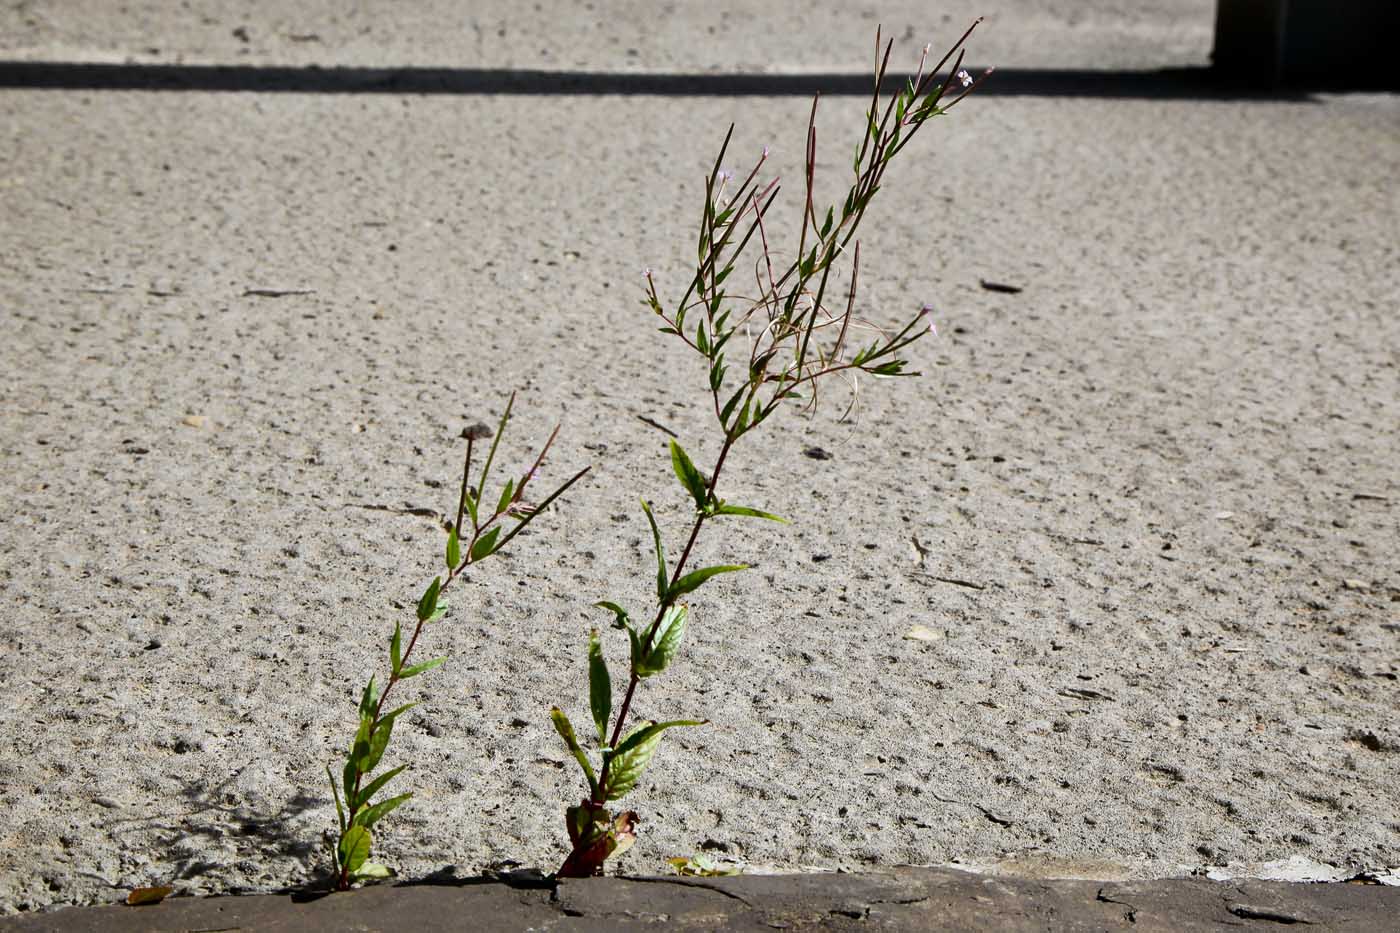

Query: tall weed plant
<box><xmin>550</xmin><ymin>22</ymin><xmax>990</xmax><ymax>876</ymax></box>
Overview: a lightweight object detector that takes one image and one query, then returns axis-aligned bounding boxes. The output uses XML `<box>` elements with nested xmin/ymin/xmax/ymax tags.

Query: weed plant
<box><xmin>550</xmin><ymin>22</ymin><xmax>990</xmax><ymax>876</ymax></box>
<box><xmin>326</xmin><ymin>395</ymin><xmax>589</xmax><ymax>888</ymax></box>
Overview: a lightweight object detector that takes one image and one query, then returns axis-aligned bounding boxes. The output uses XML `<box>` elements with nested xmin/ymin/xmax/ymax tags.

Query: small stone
<box><xmin>461</xmin><ymin>422</ymin><xmax>493</xmax><ymax>441</ymax></box>
<box><xmin>904</xmin><ymin>625</ymin><xmax>941</xmax><ymax>641</ymax></box>
<box><xmin>1342</xmin><ymin>579</ymin><xmax>1368</xmax><ymax>591</ymax></box>
<box><xmin>181</xmin><ymin>415</ymin><xmax>206</xmax><ymax>428</ymax></box>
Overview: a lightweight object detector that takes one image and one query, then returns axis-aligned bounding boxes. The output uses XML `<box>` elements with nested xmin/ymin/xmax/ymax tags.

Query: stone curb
<box><xmin>3</xmin><ymin>867</ymin><xmax>1397</xmax><ymax>931</ymax></box>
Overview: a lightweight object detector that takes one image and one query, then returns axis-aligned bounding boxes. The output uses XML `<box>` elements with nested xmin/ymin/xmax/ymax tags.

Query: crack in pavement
<box><xmin>1096</xmin><ymin>886</ymin><xmax>1140</xmax><ymax>924</ymax></box>
<box><xmin>623</xmin><ymin>874</ymin><xmax>756</xmax><ymax>907</ymax></box>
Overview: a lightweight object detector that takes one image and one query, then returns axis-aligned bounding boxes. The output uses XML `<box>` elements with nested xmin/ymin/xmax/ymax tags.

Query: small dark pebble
<box><xmin>979</xmin><ymin>279</ymin><xmax>1023</xmax><ymax>294</ymax></box>
<box><xmin>803</xmin><ymin>446</ymin><xmax>832</xmax><ymax>460</ymax></box>
<box><xmin>461</xmin><ymin>422</ymin><xmax>493</xmax><ymax>440</ymax></box>
<box><xmin>812</xmin><ymin>554</ymin><xmax>831</xmax><ymax>563</ymax></box>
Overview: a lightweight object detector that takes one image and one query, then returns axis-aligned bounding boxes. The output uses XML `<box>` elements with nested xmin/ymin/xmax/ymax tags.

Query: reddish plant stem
<box><xmin>589</xmin><ymin>432</ymin><xmax>738</xmax><ymax>804</ymax></box>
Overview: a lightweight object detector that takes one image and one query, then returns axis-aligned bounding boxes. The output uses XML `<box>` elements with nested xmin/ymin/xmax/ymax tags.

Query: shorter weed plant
<box><xmin>326</xmin><ymin>394</ymin><xmax>588</xmax><ymax>889</ymax></box>
<box><xmin>550</xmin><ymin>23</ymin><xmax>990</xmax><ymax>876</ymax></box>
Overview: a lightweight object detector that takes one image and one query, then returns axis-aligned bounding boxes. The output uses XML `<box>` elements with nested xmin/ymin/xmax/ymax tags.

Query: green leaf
<box><xmin>604</xmin><ymin>719</ymin><xmax>706</xmax><ymax>801</ymax></box>
<box><xmin>338</xmin><ymin>825</ymin><xmax>371</xmax><ymax>874</ymax></box>
<box><xmin>352</xmin><ymin>763</ymin><xmax>407</xmax><ymax>812</ymax></box>
<box><xmin>495</xmin><ymin>478</ymin><xmax>515</xmax><ymax>516</ymax></box>
<box><xmin>464</xmin><ymin>489</ymin><xmax>479</xmax><ymax>527</ymax></box>
<box><xmin>389</xmin><ymin>620</ymin><xmax>402</xmax><ymax>676</ymax></box>
<box><xmin>350</xmin><ymin>715</ymin><xmax>372</xmax><ymax>767</ymax></box>
<box><xmin>820</xmin><ymin>205</ymin><xmax>834</xmax><ymax>238</ymax></box>
<box><xmin>327</xmin><ymin>764</ymin><xmax>346</xmax><ymax>831</ymax></box>
<box><xmin>398</xmin><ymin>656</ymin><xmax>446</xmax><ymax>679</ymax></box>
<box><xmin>350</xmin><ymin>862</ymin><xmax>395</xmax><ymax>881</ymax></box>
<box><xmin>358</xmin><ymin>702</ymin><xmax>417</xmax><ymax>774</ymax></box>
<box><xmin>668</xmin><ymin>564</ymin><xmax>747</xmax><ymax>601</ymax></box>
<box><xmin>595</xmin><ymin>601</ymin><xmax>631</xmax><ymax>630</ymax></box>
<box><xmin>426</xmin><ymin>605</ymin><xmax>447</xmax><ymax>624</ymax></box>
<box><xmin>669</xmin><ymin>441</ymin><xmax>710</xmax><ymax>511</ymax></box>
<box><xmin>735</xmin><ymin>397</ymin><xmax>752</xmax><ymax>434</ymax></box>
<box><xmin>869</xmin><ymin>360</ymin><xmax>906</xmax><ymax>376</ymax></box>
<box><xmin>354</xmin><ymin>791</ymin><xmax>412</xmax><ymax>828</ymax></box>
<box><xmin>713</xmin><ymin>503</ymin><xmax>788</xmax><ymax>523</ymax></box>
<box><xmin>588</xmin><ymin>630</ymin><xmax>611</xmax><ymax>746</ymax></box>
<box><xmin>719</xmin><ymin>386</ymin><xmax>746</xmax><ymax>427</ymax></box>
<box><xmin>639</xmin><ymin>500</ymin><xmax>668</xmax><ymax>601</ymax></box>
<box><xmin>358</xmin><ymin>677</ymin><xmax>379</xmax><ymax>718</ymax></box>
<box><xmin>342</xmin><ymin>758</ymin><xmax>358</xmax><ymax>810</ymax></box>
<box><xmin>446</xmin><ymin>526</ymin><xmax>461</xmax><ymax>569</ymax></box>
<box><xmin>470</xmin><ymin>526</ymin><xmax>501</xmax><ymax>561</ymax></box>
<box><xmin>551</xmin><ymin>707</ymin><xmax>598</xmax><ymax>797</ymax></box>
<box><xmin>635</xmin><ymin>604</ymin><xmax>687</xmax><ymax>678</ymax></box>
<box><xmin>416</xmin><ymin>577</ymin><xmax>441</xmax><ymax>622</ymax></box>
<box><xmin>695</xmin><ymin>321</ymin><xmax>709</xmax><ymax>356</ymax></box>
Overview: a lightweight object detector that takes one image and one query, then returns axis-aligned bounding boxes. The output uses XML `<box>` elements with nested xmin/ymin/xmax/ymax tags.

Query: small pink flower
<box><xmin>918</xmin><ymin>303</ymin><xmax>938</xmax><ymax>335</ymax></box>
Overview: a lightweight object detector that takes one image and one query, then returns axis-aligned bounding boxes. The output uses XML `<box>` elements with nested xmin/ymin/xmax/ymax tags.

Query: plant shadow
<box><xmin>107</xmin><ymin>769</ymin><xmax>331</xmax><ymax>894</ymax></box>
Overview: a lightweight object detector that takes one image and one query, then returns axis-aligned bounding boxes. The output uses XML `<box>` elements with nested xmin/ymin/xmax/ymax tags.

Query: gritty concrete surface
<box><xmin>4</xmin><ymin>868</ymin><xmax>1400</xmax><ymax>932</ymax></box>
<box><xmin>2</xmin><ymin>0</ymin><xmax>1398</xmax><ymax>921</ymax></box>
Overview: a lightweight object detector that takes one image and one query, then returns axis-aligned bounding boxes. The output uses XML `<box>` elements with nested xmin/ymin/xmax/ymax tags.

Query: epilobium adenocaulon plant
<box><xmin>550</xmin><ymin>23</ymin><xmax>992</xmax><ymax>877</ymax></box>
<box><xmin>327</xmin><ymin>394</ymin><xmax>588</xmax><ymax>889</ymax></box>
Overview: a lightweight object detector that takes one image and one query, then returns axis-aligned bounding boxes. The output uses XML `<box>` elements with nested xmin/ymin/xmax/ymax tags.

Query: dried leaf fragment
<box><xmin>126</xmin><ymin>885</ymin><xmax>173</xmax><ymax>906</ymax></box>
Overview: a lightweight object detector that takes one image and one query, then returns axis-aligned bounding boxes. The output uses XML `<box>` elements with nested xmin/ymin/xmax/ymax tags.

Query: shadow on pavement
<box><xmin>0</xmin><ymin>62</ymin><xmax>1334</xmax><ymax>101</ymax></box>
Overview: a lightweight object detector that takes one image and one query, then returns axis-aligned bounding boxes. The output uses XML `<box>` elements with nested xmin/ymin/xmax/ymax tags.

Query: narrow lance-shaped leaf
<box><xmin>353</xmin><ymin>763</ymin><xmax>407</xmax><ymax>812</ymax></box>
<box><xmin>551</xmin><ymin>707</ymin><xmax>598</xmax><ymax>798</ymax></box>
<box><xmin>446</xmin><ymin>526</ymin><xmax>461</xmax><ymax>569</ymax></box>
<box><xmin>639</xmin><ymin>499</ymin><xmax>668</xmax><ymax>601</ymax></box>
<box><xmin>354</xmin><ymin>791</ymin><xmax>412</xmax><ymax>829</ymax></box>
<box><xmin>669</xmin><ymin>440</ymin><xmax>710</xmax><ymax>511</ymax></box>
<box><xmin>668</xmin><ymin>564</ymin><xmax>748</xmax><ymax>601</ymax></box>
<box><xmin>495</xmin><ymin>478</ymin><xmax>514</xmax><ymax>516</ymax></box>
<box><xmin>327</xmin><ymin>764</ymin><xmax>346</xmax><ymax>831</ymax></box>
<box><xmin>398</xmin><ymin>656</ymin><xmax>446</xmax><ymax>680</ymax></box>
<box><xmin>343</xmin><ymin>758</ymin><xmax>359</xmax><ymax>812</ymax></box>
<box><xmin>417</xmin><ymin>577</ymin><xmax>441</xmax><ymax>622</ymax></box>
<box><xmin>595</xmin><ymin>601</ymin><xmax>631</xmax><ymax>631</ymax></box>
<box><xmin>713</xmin><ymin>503</ymin><xmax>788</xmax><ymax>523</ymax></box>
<box><xmin>635</xmin><ymin>604</ymin><xmax>687</xmax><ymax>678</ymax></box>
<box><xmin>358</xmin><ymin>702</ymin><xmax>417</xmax><ymax>774</ymax></box>
<box><xmin>390</xmin><ymin>621</ymin><xmax>403</xmax><ymax>676</ymax></box>
<box><xmin>604</xmin><ymin>719</ymin><xmax>707</xmax><ymax>801</ymax></box>
<box><xmin>588</xmin><ymin>629</ymin><xmax>611</xmax><ymax>746</ymax></box>
<box><xmin>470</xmin><ymin>525</ymin><xmax>501</xmax><ymax>561</ymax></box>
<box><xmin>358</xmin><ymin>677</ymin><xmax>378</xmax><ymax>718</ymax></box>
